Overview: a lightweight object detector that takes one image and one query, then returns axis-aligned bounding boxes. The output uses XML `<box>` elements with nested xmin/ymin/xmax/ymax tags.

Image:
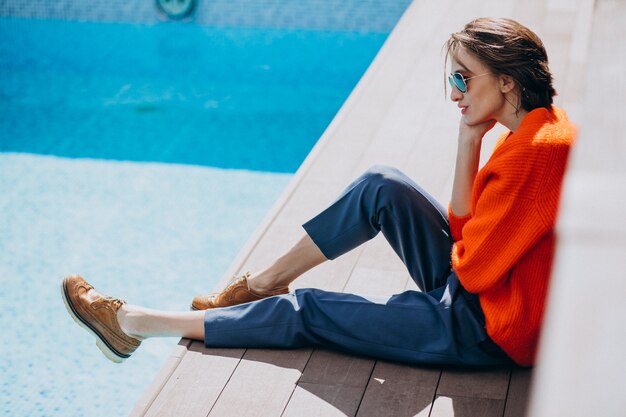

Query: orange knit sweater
<box><xmin>448</xmin><ymin>106</ymin><xmax>576</xmax><ymax>366</ymax></box>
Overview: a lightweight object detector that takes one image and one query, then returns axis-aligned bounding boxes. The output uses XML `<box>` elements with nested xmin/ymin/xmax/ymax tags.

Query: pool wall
<box><xmin>0</xmin><ymin>0</ymin><xmax>412</xmax><ymax>32</ymax></box>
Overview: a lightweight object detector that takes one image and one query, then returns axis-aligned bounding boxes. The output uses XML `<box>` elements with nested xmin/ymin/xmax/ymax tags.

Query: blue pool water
<box><xmin>0</xmin><ymin>17</ymin><xmax>388</xmax><ymax>417</ymax></box>
<box><xmin>1</xmin><ymin>18</ymin><xmax>387</xmax><ymax>172</ymax></box>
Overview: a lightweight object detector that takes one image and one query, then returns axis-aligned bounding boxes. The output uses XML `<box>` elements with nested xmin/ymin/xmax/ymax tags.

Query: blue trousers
<box><xmin>204</xmin><ymin>166</ymin><xmax>513</xmax><ymax>366</ymax></box>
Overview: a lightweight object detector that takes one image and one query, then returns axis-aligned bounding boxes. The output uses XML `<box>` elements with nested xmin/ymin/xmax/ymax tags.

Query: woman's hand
<box><xmin>458</xmin><ymin>118</ymin><xmax>497</xmax><ymax>145</ymax></box>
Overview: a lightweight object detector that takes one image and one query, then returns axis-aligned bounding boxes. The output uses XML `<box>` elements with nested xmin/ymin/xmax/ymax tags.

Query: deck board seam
<box><xmin>433</xmin><ymin>391</ymin><xmax>511</xmax><ymax>401</ymax></box>
<box><xmin>339</xmin><ymin>246</ymin><xmax>368</xmax><ymax>293</ymax></box>
<box><xmin>278</xmin><ymin>243</ymin><xmax>369</xmax><ymax>415</ymax></box>
<box><xmin>500</xmin><ymin>368</ymin><xmax>514</xmax><ymax>417</ymax></box>
<box><xmin>279</xmin><ymin>347</ymin><xmax>317</xmax><ymax>417</ymax></box>
<box><xmin>427</xmin><ymin>369</ymin><xmax>444</xmax><ymax>417</ymax></box>
<box><xmin>204</xmin><ymin>347</ymin><xmax>248</xmax><ymax>417</ymax></box>
<box><xmin>352</xmin><ymin>359</ymin><xmax>379</xmax><ymax>417</ymax></box>
<box><xmin>132</xmin><ymin>338</ymin><xmax>193</xmax><ymax>417</ymax></box>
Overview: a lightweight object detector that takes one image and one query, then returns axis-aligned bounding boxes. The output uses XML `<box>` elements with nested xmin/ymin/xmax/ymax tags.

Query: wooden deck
<box><xmin>129</xmin><ymin>0</ymin><xmax>623</xmax><ymax>416</ymax></box>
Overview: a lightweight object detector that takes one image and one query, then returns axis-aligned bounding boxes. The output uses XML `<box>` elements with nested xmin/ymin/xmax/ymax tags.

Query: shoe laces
<box><xmin>205</xmin><ymin>272</ymin><xmax>251</xmax><ymax>297</ymax></box>
<box><xmin>102</xmin><ymin>295</ymin><xmax>126</xmax><ymax>310</ymax></box>
<box><xmin>224</xmin><ymin>272</ymin><xmax>251</xmax><ymax>291</ymax></box>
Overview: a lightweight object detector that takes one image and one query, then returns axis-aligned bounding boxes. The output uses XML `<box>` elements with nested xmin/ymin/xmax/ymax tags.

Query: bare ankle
<box><xmin>247</xmin><ymin>272</ymin><xmax>285</xmax><ymax>293</ymax></box>
<box><xmin>117</xmin><ymin>305</ymin><xmax>146</xmax><ymax>341</ymax></box>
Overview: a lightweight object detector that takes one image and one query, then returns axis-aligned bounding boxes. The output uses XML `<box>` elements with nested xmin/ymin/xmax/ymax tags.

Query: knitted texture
<box><xmin>448</xmin><ymin>106</ymin><xmax>576</xmax><ymax>366</ymax></box>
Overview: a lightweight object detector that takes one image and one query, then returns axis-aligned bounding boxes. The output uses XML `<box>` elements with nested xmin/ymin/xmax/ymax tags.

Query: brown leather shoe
<box><xmin>190</xmin><ymin>272</ymin><xmax>289</xmax><ymax>310</ymax></box>
<box><xmin>61</xmin><ymin>275</ymin><xmax>141</xmax><ymax>363</ymax></box>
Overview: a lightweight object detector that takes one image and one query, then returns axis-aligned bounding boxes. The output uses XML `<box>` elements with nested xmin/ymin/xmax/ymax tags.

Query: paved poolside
<box><xmin>130</xmin><ymin>0</ymin><xmax>625</xmax><ymax>415</ymax></box>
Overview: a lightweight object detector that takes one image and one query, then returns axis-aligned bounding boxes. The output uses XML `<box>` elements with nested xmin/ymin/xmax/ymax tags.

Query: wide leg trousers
<box><xmin>204</xmin><ymin>166</ymin><xmax>513</xmax><ymax>366</ymax></box>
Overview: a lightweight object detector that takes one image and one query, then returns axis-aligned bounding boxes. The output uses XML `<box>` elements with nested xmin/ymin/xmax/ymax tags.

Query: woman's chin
<box><xmin>462</xmin><ymin>114</ymin><xmax>478</xmax><ymax>126</ymax></box>
<box><xmin>462</xmin><ymin>114</ymin><xmax>491</xmax><ymax>127</ymax></box>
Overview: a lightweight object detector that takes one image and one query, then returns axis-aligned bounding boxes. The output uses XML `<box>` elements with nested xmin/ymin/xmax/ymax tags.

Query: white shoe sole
<box><xmin>60</xmin><ymin>279</ymin><xmax>127</xmax><ymax>363</ymax></box>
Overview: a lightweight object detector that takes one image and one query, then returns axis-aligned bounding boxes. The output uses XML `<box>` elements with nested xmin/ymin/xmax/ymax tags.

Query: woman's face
<box><xmin>449</xmin><ymin>46</ymin><xmax>508</xmax><ymax>127</ymax></box>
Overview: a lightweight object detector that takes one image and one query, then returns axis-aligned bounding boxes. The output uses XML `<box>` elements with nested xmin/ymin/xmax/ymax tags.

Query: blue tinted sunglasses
<box><xmin>448</xmin><ymin>72</ymin><xmax>491</xmax><ymax>93</ymax></box>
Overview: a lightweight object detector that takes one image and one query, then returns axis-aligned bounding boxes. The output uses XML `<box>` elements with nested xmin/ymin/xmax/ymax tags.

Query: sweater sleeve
<box><xmin>451</xmin><ymin>159</ymin><xmax>552</xmax><ymax>294</ymax></box>
<box><xmin>447</xmin><ymin>204</ymin><xmax>472</xmax><ymax>242</ymax></box>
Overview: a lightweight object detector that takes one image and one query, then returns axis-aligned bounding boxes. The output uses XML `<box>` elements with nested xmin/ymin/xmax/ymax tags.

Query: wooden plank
<box><xmin>433</xmin><ymin>367</ymin><xmax>510</xmax><ymax>416</ymax></box>
<box><xmin>511</xmin><ymin>0</ymin><xmax>547</xmax><ymax>31</ymax></box>
<box><xmin>143</xmin><ymin>342</ymin><xmax>245</xmax><ymax>417</ymax></box>
<box><xmin>356</xmin><ymin>361</ymin><xmax>440</xmax><ymax>417</ymax></box>
<box><xmin>239</xmin><ymin>220</ymin><xmax>308</xmax><ymax>275</ymax></box>
<box><xmin>303</xmin><ymin>0</ymin><xmax>447</xmax><ymax>183</ymax></box>
<box><xmin>547</xmin><ymin>0</ymin><xmax>581</xmax><ymax>12</ymax></box>
<box><xmin>353</xmin><ymin>0</ymin><xmax>454</xmax><ymax>175</ymax></box>
<box><xmin>356</xmin><ymin>234</ymin><xmax>409</xmax><ymax>275</ymax></box>
<box><xmin>128</xmin><ymin>339</ymin><xmax>192</xmax><ymax>417</ymax></box>
<box><xmin>343</xmin><ymin>266</ymin><xmax>409</xmax><ymax>299</ymax></box>
<box><xmin>207</xmin><ymin>348</ymin><xmax>311</xmax><ymax>417</ymax></box>
<box><xmin>437</xmin><ymin>368</ymin><xmax>511</xmax><ymax>400</ymax></box>
<box><xmin>282</xmin><ymin>349</ymin><xmax>375</xmax><ymax>417</ymax></box>
<box><xmin>277</xmin><ymin>176</ymin><xmax>347</xmax><ymax>225</ymax></box>
<box><xmin>290</xmin><ymin>246</ymin><xmax>365</xmax><ymax>292</ymax></box>
<box><xmin>404</xmin><ymin>278</ymin><xmax>420</xmax><ymax>292</ymax></box>
<box><xmin>503</xmin><ymin>368</ymin><xmax>532</xmax><ymax>417</ymax></box>
<box><xmin>430</xmin><ymin>395</ymin><xmax>505</xmax><ymax>417</ymax></box>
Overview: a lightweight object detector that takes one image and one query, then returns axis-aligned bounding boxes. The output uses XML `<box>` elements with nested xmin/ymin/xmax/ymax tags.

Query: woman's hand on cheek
<box><xmin>458</xmin><ymin>118</ymin><xmax>496</xmax><ymax>146</ymax></box>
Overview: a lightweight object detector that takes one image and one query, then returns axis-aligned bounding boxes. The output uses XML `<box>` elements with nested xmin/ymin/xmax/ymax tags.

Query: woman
<box><xmin>62</xmin><ymin>17</ymin><xmax>575</xmax><ymax>368</ymax></box>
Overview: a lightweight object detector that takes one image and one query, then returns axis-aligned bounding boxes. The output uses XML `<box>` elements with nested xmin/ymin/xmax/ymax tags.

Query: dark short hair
<box><xmin>445</xmin><ymin>18</ymin><xmax>556</xmax><ymax>111</ymax></box>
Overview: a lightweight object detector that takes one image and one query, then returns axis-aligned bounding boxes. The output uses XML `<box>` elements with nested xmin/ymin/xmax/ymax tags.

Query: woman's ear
<box><xmin>499</xmin><ymin>75</ymin><xmax>516</xmax><ymax>94</ymax></box>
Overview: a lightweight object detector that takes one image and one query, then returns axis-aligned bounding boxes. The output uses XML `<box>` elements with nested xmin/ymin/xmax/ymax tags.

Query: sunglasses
<box><xmin>448</xmin><ymin>72</ymin><xmax>491</xmax><ymax>93</ymax></box>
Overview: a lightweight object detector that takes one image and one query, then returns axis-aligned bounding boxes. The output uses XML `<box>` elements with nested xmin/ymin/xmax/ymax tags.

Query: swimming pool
<box><xmin>0</xmin><ymin>17</ymin><xmax>390</xmax><ymax>417</ymax></box>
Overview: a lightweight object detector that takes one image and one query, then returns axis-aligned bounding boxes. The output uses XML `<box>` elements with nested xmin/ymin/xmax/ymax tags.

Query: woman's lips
<box><xmin>459</xmin><ymin>106</ymin><xmax>468</xmax><ymax>115</ymax></box>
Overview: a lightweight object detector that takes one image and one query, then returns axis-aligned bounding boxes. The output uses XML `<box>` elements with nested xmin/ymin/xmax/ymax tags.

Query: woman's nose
<box><xmin>450</xmin><ymin>86</ymin><xmax>462</xmax><ymax>102</ymax></box>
